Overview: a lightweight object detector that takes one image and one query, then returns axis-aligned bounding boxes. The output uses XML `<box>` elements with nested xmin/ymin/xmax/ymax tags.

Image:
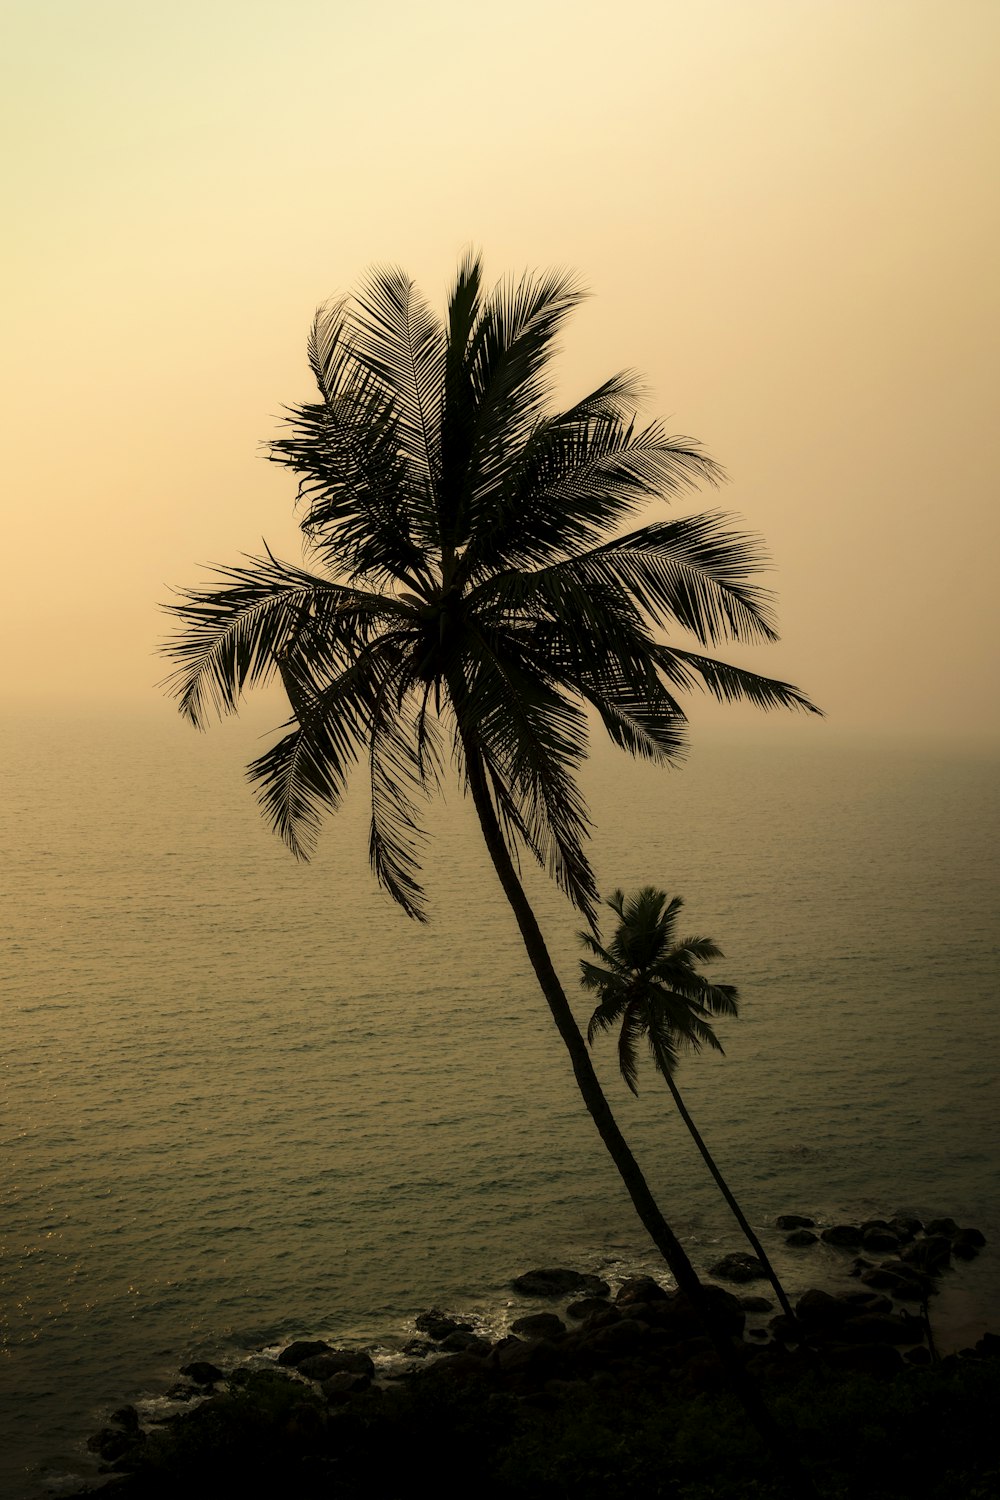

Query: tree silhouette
<box><xmin>582</xmin><ymin>886</ymin><xmax>795</xmax><ymax>1320</ymax></box>
<box><xmin>162</xmin><ymin>255</ymin><xmax>819</xmax><ymax>1453</ymax></box>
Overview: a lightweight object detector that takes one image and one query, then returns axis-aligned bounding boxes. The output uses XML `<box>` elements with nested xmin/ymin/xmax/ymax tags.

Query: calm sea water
<box><xmin>3</xmin><ymin>711</ymin><xmax>998</xmax><ymax>1497</ymax></box>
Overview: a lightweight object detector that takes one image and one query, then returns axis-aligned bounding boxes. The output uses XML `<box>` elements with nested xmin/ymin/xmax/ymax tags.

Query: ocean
<box><xmin>3</xmin><ymin>710</ymin><xmax>998</xmax><ymax>1497</ymax></box>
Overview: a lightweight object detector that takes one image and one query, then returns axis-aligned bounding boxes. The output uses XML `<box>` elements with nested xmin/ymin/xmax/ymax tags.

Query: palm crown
<box><xmin>582</xmin><ymin>887</ymin><xmax>739</xmax><ymax>1091</ymax></box>
<box><xmin>162</xmin><ymin>255</ymin><xmax>815</xmax><ymax>925</ymax></box>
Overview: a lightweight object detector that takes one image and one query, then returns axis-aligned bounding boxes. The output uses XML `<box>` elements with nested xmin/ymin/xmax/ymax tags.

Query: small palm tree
<box><xmin>582</xmin><ymin>886</ymin><xmax>795</xmax><ymax>1321</ymax></box>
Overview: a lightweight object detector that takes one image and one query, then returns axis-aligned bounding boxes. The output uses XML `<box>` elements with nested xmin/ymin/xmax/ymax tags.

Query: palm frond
<box><xmin>571</xmin><ymin>514</ymin><xmax>780</xmax><ymax>646</ymax></box>
<box><xmin>585</xmin><ymin>989</ymin><xmax>628</xmax><ymax>1043</ymax></box>
<box><xmin>444</xmin><ymin>267</ymin><xmax>587</xmax><ymax>551</ymax></box>
<box><xmin>618</xmin><ymin>1004</ymin><xmax>646</xmax><ymax>1095</ymax></box>
<box><xmin>347</xmin><ymin>266</ymin><xmax>445</xmax><ymax>531</ymax></box>
<box><xmin>246</xmin><ymin>633</ymin><xmax>405</xmax><ymax>858</ymax></box>
<box><xmin>160</xmin><ymin>555</ymin><xmax>397</xmax><ymax>728</ymax></box>
<box><xmin>457</xmin><ymin>629</ymin><xmax>598</xmax><ymax>922</ymax></box>
<box><xmin>460</xmin><ymin>411</ymin><xmax>724</xmax><ymax>582</ymax></box>
<box><xmin>271</xmin><ymin>309</ymin><xmax>435</xmax><ymax>591</ymax></box>
<box><xmin>654</xmin><ymin>647</ymin><xmax>822</xmax><ymax>715</ymax></box>
<box><xmin>368</xmin><ymin>667</ymin><xmax>433</xmax><ymax>922</ymax></box>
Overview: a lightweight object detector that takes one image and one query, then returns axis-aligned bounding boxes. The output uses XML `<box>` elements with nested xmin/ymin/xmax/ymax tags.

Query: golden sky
<box><xmin>4</xmin><ymin>0</ymin><xmax>998</xmax><ymax>742</ymax></box>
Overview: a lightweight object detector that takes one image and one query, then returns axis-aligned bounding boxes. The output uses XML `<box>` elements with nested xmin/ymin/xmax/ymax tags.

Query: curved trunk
<box><xmin>453</xmin><ymin>733</ymin><xmax>802</xmax><ymax>1470</ymax></box>
<box><xmin>657</xmin><ymin>1055</ymin><xmax>796</xmax><ymax>1322</ymax></box>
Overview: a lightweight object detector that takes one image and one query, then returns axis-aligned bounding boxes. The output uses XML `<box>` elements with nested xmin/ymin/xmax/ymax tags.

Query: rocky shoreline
<box><xmin>70</xmin><ymin>1207</ymin><xmax>995</xmax><ymax>1495</ymax></box>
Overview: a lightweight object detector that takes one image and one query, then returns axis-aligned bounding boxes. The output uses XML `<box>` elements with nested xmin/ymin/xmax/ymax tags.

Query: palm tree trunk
<box><xmin>453</xmin><ymin>732</ymin><xmax>807</xmax><ymax>1476</ymax></box>
<box><xmin>658</xmin><ymin>1058</ymin><xmax>796</xmax><ymax>1322</ymax></box>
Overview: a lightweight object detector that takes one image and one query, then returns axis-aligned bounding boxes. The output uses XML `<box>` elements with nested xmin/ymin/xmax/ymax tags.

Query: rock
<box><xmin>566</xmin><ymin>1297</ymin><xmax>611</xmax><ymax>1321</ymax></box>
<box><xmin>660</xmin><ymin>1284</ymin><xmax>746</xmax><ymax>1339</ymax></box>
<box><xmin>400</xmin><ymin>1338</ymin><xmax>434</xmax><ymax>1357</ymax></box>
<box><xmin>321</xmin><ymin>1370</ymin><xmax>372</xmax><ymax>1404</ymax></box>
<box><xmin>297</xmin><ymin>1349</ymin><xmax>375</xmax><ymax>1382</ymax></box>
<box><xmin>820</xmin><ymin>1224</ymin><xmax>863</xmax><ymax>1248</ymax></box>
<box><xmin>496</xmin><ymin>1336</ymin><xmax>563</xmax><ymax>1377</ymax></box>
<box><xmin>414</xmin><ymin>1310</ymin><xmax>473</xmax><ymax>1341</ymax></box>
<box><xmin>739</xmin><ymin>1296</ymin><xmax>774</xmax><ymax>1313</ymax></box>
<box><xmin>511</xmin><ymin>1268</ymin><xmax>610</xmax><ymax>1298</ymax></box>
<box><xmin>860</xmin><ymin>1218</ymin><xmax>892</xmax><ymax>1233</ymax></box>
<box><xmin>511</xmin><ymin>1312</ymin><xmax>566</xmax><ymax>1339</ymax></box>
<box><xmin>439</xmin><ymin>1331</ymin><xmax>490</xmax><ymax>1355</ymax></box>
<box><xmin>901</xmin><ymin>1235</ymin><xmax>952</xmax><ymax>1275</ymax></box>
<box><xmin>163</xmin><ymin>1383</ymin><xmax>199</xmax><ymax>1401</ymax></box>
<box><xmin>110</xmin><ymin>1405</ymin><xmax>141</xmax><ymax>1433</ymax></box>
<box><xmin>576</xmin><ymin>1317</ymin><xmax>649</xmax><ymax>1357</ymax></box>
<box><xmin>925</xmin><ymin>1217</ymin><xmax>959</xmax><ymax>1238</ymax></box>
<box><xmin>890</xmin><ymin>1216</ymin><xmax>922</xmax><ymax>1242</ymax></box>
<box><xmin>277</xmin><ymin>1339</ymin><xmax>332</xmax><ymax>1367</ymax></box>
<box><xmin>860</xmin><ymin>1262</ymin><xmax>934</xmax><ymax>1301</ymax></box>
<box><xmin>906</xmin><ymin>1345</ymin><xmax>932</xmax><ymax>1366</ymax></box>
<box><xmin>615</xmin><ymin>1275</ymin><xmax>669</xmax><ymax>1305</ymax></box>
<box><xmin>179</xmin><ymin>1361</ymin><xmax>225</xmax><ymax>1386</ymax></box>
<box><xmin>87</xmin><ymin>1428</ymin><xmax>137</xmax><ymax>1462</ymax></box>
<box><xmin>953</xmin><ymin>1227</ymin><xmax>987</xmax><ymax>1259</ymax></box>
<box><xmin>842</xmin><ymin>1291</ymin><xmax>893</xmax><ymax>1315</ymax></box>
<box><xmin>862</xmin><ymin>1227</ymin><xmax>902</xmax><ymax>1253</ymax></box>
<box><xmin>794</xmin><ymin>1289</ymin><xmax>853</xmax><ymax>1330</ymax></box>
<box><xmin>786</xmin><ymin>1229</ymin><xmax>818</xmax><ymax>1247</ymax></box>
<box><xmin>775</xmin><ymin>1214</ymin><xmax>815</xmax><ymax>1230</ymax></box>
<box><xmin>709</xmin><ymin>1252</ymin><xmax>766</xmax><ymax>1284</ymax></box>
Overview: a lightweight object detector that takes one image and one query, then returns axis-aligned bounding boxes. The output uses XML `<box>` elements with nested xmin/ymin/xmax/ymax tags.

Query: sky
<box><xmin>3</xmin><ymin>0</ymin><xmax>998</xmax><ymax>744</ymax></box>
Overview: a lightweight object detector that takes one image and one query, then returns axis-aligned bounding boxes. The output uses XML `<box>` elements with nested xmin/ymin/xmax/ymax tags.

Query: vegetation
<box><xmin>71</xmin><ymin>1355</ymin><xmax>1000</xmax><ymax>1498</ymax></box>
<box><xmin>581</xmin><ymin>887</ymin><xmax>795</xmax><ymax>1319</ymax></box>
<box><xmin>162</xmin><ymin>255</ymin><xmax>817</xmax><ymax>1442</ymax></box>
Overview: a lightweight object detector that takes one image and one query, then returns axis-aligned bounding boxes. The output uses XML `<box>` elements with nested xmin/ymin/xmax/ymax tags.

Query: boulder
<box><xmin>87</xmin><ymin>1427</ymin><xmax>144</xmax><ymax>1463</ymax></box>
<box><xmin>862</xmin><ymin>1227</ymin><xmax>902</xmax><ymax>1253</ymax></box>
<box><xmin>901</xmin><ymin>1235</ymin><xmax>952</xmax><ymax>1275</ymax></box>
<box><xmin>511</xmin><ymin>1268</ymin><xmax>610</xmax><ymax>1298</ymax></box>
<box><xmin>566</xmin><ymin>1297</ymin><xmax>611</xmax><ymax>1321</ymax></box>
<box><xmin>786</xmin><ymin>1229</ymin><xmax>819</xmax><ymax>1247</ymax></box>
<box><xmin>110</xmin><ymin>1406</ymin><xmax>141</xmax><ymax>1433</ymax></box>
<box><xmin>739</xmin><ymin>1296</ymin><xmax>774</xmax><ymax>1313</ymax></box>
<box><xmin>496</xmin><ymin>1336</ymin><xmax>564</xmax><ymax>1377</ymax></box>
<box><xmin>953</xmin><ymin>1227</ymin><xmax>987</xmax><ymax>1260</ymax></box>
<box><xmin>709</xmin><ymin>1252</ymin><xmax>766</xmax><ymax>1284</ymax></box>
<box><xmin>511</xmin><ymin>1312</ymin><xmax>566</xmax><ymax>1340</ymax></box>
<box><xmin>439</xmin><ymin>1330</ymin><xmax>490</xmax><ymax>1355</ymax></box>
<box><xmin>775</xmin><ymin>1214</ymin><xmax>815</xmax><ymax>1230</ymax></box>
<box><xmin>297</xmin><ymin>1349</ymin><xmax>375</xmax><ymax>1382</ymax></box>
<box><xmin>794</xmin><ymin>1289</ymin><xmax>853</xmax><ymax>1331</ymax></box>
<box><xmin>925</xmin><ymin>1217</ymin><xmax>959</xmax><ymax>1238</ymax></box>
<box><xmin>615</xmin><ymin>1275</ymin><xmax>670</xmax><ymax>1305</ymax></box>
<box><xmin>820</xmin><ymin>1224</ymin><xmax>863</xmax><ymax>1248</ymax></box>
<box><xmin>890</xmin><ymin>1216</ymin><xmax>922</xmax><ymax>1242</ymax></box>
<box><xmin>277</xmin><ymin>1339</ymin><xmax>332</xmax><ymax>1367</ymax></box>
<box><xmin>414</xmin><ymin>1309</ymin><xmax>473</xmax><ymax>1341</ymax></box>
<box><xmin>179</xmin><ymin>1361</ymin><xmax>225</xmax><ymax>1386</ymax></box>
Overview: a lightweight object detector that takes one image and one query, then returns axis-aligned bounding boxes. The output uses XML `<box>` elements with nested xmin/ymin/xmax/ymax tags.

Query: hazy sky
<box><xmin>4</xmin><ymin>0</ymin><xmax>998</xmax><ymax>743</ymax></box>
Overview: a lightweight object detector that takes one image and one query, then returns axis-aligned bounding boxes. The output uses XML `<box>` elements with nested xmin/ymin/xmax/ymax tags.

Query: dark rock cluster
<box><xmin>762</xmin><ymin>1210</ymin><xmax>987</xmax><ymax>1308</ymax></box>
<box><xmin>80</xmin><ymin>1220</ymin><xmax>990</xmax><ymax>1481</ymax></box>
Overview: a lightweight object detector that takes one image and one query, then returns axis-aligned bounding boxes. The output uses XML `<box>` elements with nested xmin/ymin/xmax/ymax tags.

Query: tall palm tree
<box><xmin>161</xmin><ymin>255</ymin><xmax>818</xmax><ymax>1449</ymax></box>
<box><xmin>582</xmin><ymin>886</ymin><xmax>796</xmax><ymax>1321</ymax></box>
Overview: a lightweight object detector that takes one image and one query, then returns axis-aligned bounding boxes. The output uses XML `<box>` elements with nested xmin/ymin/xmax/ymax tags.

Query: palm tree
<box><xmin>582</xmin><ymin>886</ymin><xmax>796</xmax><ymax>1321</ymax></box>
<box><xmin>161</xmin><ymin>255</ymin><xmax>818</xmax><ymax>1449</ymax></box>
